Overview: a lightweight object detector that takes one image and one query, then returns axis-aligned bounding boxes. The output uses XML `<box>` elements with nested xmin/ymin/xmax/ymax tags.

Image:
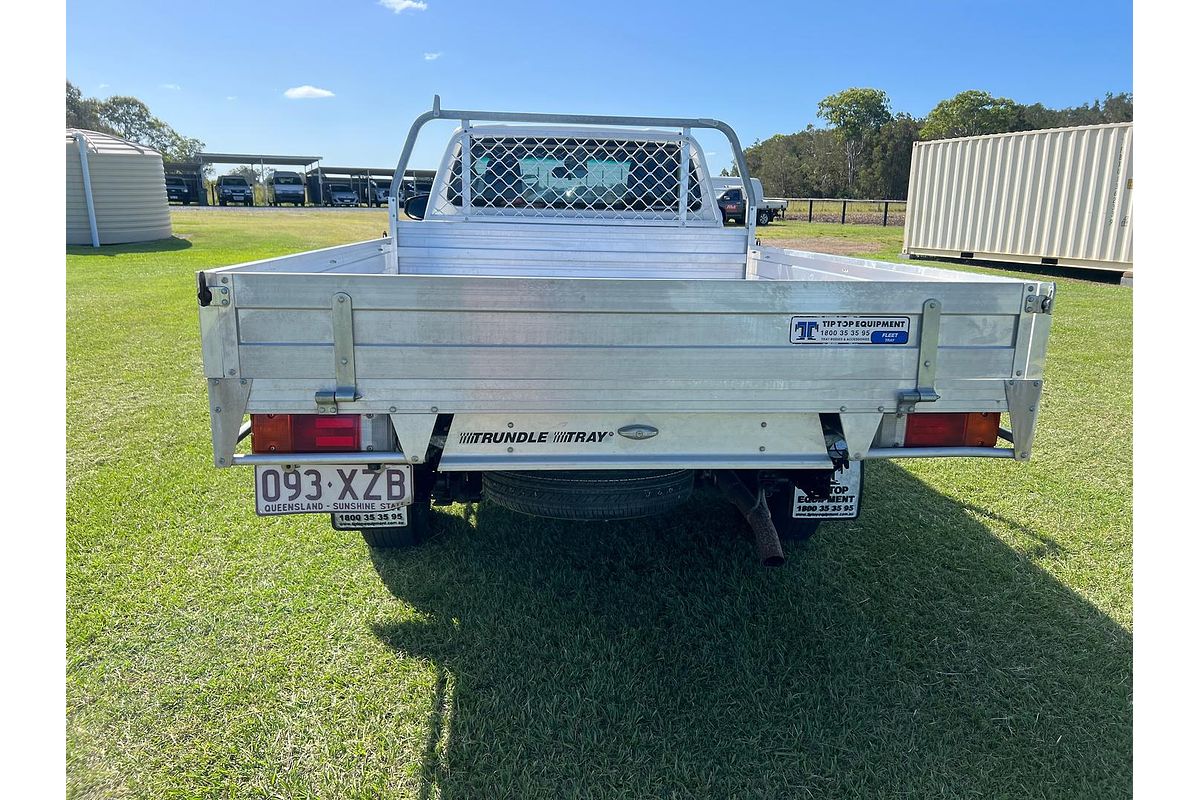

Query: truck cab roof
<box><xmin>712</xmin><ymin>176</ymin><xmax>763</xmax><ymax>204</ymax></box>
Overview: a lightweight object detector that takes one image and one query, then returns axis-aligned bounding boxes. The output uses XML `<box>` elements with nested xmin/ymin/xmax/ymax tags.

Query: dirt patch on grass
<box><xmin>765</xmin><ymin>237</ymin><xmax>881</xmax><ymax>256</ymax></box>
<box><xmin>800</xmin><ymin>211</ymin><xmax>906</xmax><ymax>226</ymax></box>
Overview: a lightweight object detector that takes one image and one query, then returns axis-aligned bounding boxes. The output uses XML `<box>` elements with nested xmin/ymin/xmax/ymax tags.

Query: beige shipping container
<box><xmin>902</xmin><ymin>123</ymin><xmax>1132</xmax><ymax>272</ymax></box>
<box><xmin>66</xmin><ymin>129</ymin><xmax>173</xmax><ymax>246</ymax></box>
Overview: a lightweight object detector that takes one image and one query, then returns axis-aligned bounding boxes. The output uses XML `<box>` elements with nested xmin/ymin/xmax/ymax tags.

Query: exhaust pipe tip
<box><xmin>748</xmin><ymin>502</ymin><xmax>786</xmax><ymax>567</ymax></box>
<box><xmin>715</xmin><ymin>471</ymin><xmax>785</xmax><ymax>567</ymax></box>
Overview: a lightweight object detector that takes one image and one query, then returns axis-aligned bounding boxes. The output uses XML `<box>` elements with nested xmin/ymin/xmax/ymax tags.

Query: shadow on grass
<box><xmin>911</xmin><ymin>254</ymin><xmax>1125</xmax><ymax>285</ymax></box>
<box><xmin>370</xmin><ymin>463</ymin><xmax>1131</xmax><ymax>798</ymax></box>
<box><xmin>66</xmin><ymin>236</ymin><xmax>193</xmax><ymax>257</ymax></box>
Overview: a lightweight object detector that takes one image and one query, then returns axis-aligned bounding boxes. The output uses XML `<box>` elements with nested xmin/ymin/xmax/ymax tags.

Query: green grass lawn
<box><xmin>756</xmin><ymin>217</ymin><xmax>909</xmax><ymax>257</ymax></box>
<box><xmin>67</xmin><ymin>210</ymin><xmax>1131</xmax><ymax>798</ymax></box>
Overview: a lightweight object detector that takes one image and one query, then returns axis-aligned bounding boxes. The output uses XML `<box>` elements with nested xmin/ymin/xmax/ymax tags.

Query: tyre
<box><xmin>248</xmin><ymin>199</ymin><xmax>255</xmax><ymax>207</ymax></box>
<box><xmin>766</xmin><ymin>487</ymin><xmax>822</xmax><ymax>541</ymax></box>
<box><xmin>757</xmin><ymin>210</ymin><xmax>770</xmax><ymax>226</ymax></box>
<box><xmin>219</xmin><ymin>199</ymin><xmax>227</xmax><ymax>206</ymax></box>
<box><xmin>483</xmin><ymin>469</ymin><xmax>694</xmax><ymax>521</ymax></box>
<box><xmin>360</xmin><ymin>498</ymin><xmax>431</xmax><ymax>549</ymax></box>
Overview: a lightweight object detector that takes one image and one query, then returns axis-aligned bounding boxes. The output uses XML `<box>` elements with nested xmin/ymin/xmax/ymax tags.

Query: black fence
<box><xmin>777</xmin><ymin>198</ymin><xmax>907</xmax><ymax>227</ymax></box>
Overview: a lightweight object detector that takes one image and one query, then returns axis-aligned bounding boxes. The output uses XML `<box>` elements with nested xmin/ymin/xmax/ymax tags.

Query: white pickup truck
<box><xmin>198</xmin><ymin>98</ymin><xmax>1053</xmax><ymax>566</ymax></box>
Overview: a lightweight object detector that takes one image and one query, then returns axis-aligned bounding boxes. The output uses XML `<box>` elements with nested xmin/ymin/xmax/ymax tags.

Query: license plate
<box><xmin>255</xmin><ymin>464</ymin><xmax>412</xmax><ymax>516</ymax></box>
<box><xmin>793</xmin><ymin>462</ymin><xmax>862</xmax><ymax>519</ymax></box>
<box><xmin>330</xmin><ymin>508</ymin><xmax>408</xmax><ymax>530</ymax></box>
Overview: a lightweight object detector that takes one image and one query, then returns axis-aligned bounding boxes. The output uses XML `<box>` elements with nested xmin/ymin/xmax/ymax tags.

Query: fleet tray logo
<box><xmin>458</xmin><ymin>430</ymin><xmax>615</xmax><ymax>445</ymax></box>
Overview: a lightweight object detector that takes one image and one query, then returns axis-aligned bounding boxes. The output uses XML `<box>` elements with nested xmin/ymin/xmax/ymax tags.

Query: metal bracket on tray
<box><xmin>897</xmin><ymin>298</ymin><xmax>941</xmax><ymax>413</ymax></box>
<box><xmin>315</xmin><ymin>292</ymin><xmax>359</xmax><ymax>414</ymax></box>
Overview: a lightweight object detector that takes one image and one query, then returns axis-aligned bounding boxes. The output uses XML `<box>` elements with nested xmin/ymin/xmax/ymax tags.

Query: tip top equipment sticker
<box><xmin>790</xmin><ymin>316</ymin><xmax>910</xmax><ymax>345</ymax></box>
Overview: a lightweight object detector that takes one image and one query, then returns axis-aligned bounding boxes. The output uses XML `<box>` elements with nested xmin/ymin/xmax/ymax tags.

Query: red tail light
<box><xmin>251</xmin><ymin>414</ymin><xmax>361</xmax><ymax>453</ymax></box>
<box><xmin>904</xmin><ymin>412</ymin><xmax>1000</xmax><ymax>447</ymax></box>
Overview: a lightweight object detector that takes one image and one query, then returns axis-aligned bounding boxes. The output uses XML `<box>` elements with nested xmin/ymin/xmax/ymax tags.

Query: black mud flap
<box><xmin>790</xmin><ymin>461</ymin><xmax>863</xmax><ymax>520</ymax></box>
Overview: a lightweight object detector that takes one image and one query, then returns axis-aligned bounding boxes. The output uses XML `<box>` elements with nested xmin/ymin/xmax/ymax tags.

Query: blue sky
<box><xmin>66</xmin><ymin>0</ymin><xmax>1132</xmax><ymax>172</ymax></box>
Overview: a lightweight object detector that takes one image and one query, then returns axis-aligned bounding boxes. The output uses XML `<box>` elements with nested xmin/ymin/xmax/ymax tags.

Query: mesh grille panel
<box><xmin>432</xmin><ymin>135</ymin><xmax>712</xmax><ymax>223</ymax></box>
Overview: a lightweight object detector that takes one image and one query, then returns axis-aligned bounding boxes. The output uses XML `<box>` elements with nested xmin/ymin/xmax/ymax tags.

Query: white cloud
<box><xmin>284</xmin><ymin>85</ymin><xmax>335</xmax><ymax>99</ymax></box>
<box><xmin>423</xmin><ymin>52</ymin><xmax>441</xmax><ymax>61</ymax></box>
<box><xmin>226</xmin><ymin>96</ymin><xmax>237</xmax><ymax>101</ymax></box>
<box><xmin>161</xmin><ymin>83</ymin><xmax>181</xmax><ymax>90</ymax></box>
<box><xmin>98</xmin><ymin>83</ymin><xmax>109</xmax><ymax>90</ymax></box>
<box><xmin>379</xmin><ymin>0</ymin><xmax>427</xmax><ymax>12</ymax></box>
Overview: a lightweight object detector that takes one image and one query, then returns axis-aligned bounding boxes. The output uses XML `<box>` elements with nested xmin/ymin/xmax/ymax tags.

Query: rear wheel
<box><xmin>483</xmin><ymin>469</ymin><xmax>694</xmax><ymax>520</ymax></box>
<box><xmin>757</xmin><ymin>209</ymin><xmax>770</xmax><ymax>226</ymax></box>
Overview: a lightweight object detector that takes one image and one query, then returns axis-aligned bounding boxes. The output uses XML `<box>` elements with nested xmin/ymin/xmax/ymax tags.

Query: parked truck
<box><xmin>164</xmin><ymin>175</ymin><xmax>195</xmax><ymax>205</ymax></box>
<box><xmin>712</xmin><ymin>176</ymin><xmax>786</xmax><ymax>225</ymax></box>
<box><xmin>217</xmin><ymin>175</ymin><xmax>255</xmax><ymax>206</ymax></box>
<box><xmin>197</xmin><ymin>98</ymin><xmax>1054</xmax><ymax>567</ymax></box>
<box><xmin>271</xmin><ymin>171</ymin><xmax>306</xmax><ymax>206</ymax></box>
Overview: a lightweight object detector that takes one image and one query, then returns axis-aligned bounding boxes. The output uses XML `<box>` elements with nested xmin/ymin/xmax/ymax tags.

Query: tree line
<box><xmin>65</xmin><ymin>79</ymin><xmax>1132</xmax><ymax>201</ymax></box>
<box><xmin>66</xmin><ymin>81</ymin><xmax>204</xmax><ymax>162</ymax></box>
<box><xmin>732</xmin><ymin>89</ymin><xmax>1132</xmax><ymax>200</ymax></box>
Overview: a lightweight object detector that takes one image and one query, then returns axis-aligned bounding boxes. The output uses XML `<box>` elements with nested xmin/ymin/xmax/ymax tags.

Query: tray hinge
<box><xmin>200</xmin><ymin>281</ymin><xmax>230</xmax><ymax>308</ymax></box>
<box><xmin>1025</xmin><ymin>288</ymin><xmax>1055</xmax><ymax>314</ymax></box>
<box><xmin>898</xmin><ymin>298</ymin><xmax>942</xmax><ymax>413</ymax></box>
<box><xmin>316</xmin><ymin>292</ymin><xmax>359</xmax><ymax>414</ymax></box>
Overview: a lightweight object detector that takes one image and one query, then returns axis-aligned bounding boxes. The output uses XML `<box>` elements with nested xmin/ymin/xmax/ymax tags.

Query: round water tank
<box><xmin>66</xmin><ymin>129</ymin><xmax>173</xmax><ymax>246</ymax></box>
